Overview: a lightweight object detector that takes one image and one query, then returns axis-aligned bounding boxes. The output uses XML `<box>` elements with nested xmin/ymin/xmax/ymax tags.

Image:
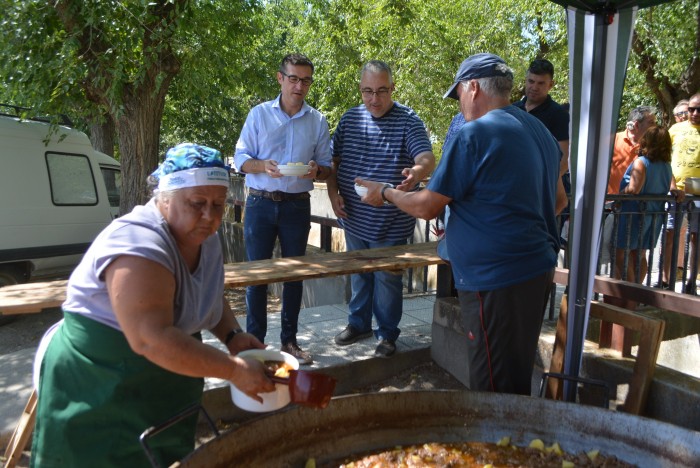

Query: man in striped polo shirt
<box><xmin>327</xmin><ymin>60</ymin><xmax>435</xmax><ymax>358</ymax></box>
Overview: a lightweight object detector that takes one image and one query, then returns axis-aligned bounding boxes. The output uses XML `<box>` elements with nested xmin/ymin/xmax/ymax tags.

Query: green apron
<box><xmin>31</xmin><ymin>312</ymin><xmax>204</xmax><ymax>467</ymax></box>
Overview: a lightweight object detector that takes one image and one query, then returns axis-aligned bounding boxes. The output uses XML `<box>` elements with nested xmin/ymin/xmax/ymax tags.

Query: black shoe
<box><xmin>374</xmin><ymin>339</ymin><xmax>396</xmax><ymax>358</ymax></box>
<box><xmin>685</xmin><ymin>281</ymin><xmax>697</xmax><ymax>295</ymax></box>
<box><xmin>335</xmin><ymin>325</ymin><xmax>373</xmax><ymax>346</ymax></box>
<box><xmin>653</xmin><ymin>281</ymin><xmax>670</xmax><ymax>290</ymax></box>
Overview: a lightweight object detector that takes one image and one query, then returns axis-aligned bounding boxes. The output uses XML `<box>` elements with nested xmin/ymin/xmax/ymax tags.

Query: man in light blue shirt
<box><xmin>234</xmin><ymin>53</ymin><xmax>332</xmax><ymax>364</ymax></box>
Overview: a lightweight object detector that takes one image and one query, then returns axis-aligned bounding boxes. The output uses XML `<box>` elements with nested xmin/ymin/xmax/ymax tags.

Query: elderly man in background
<box><xmin>234</xmin><ymin>53</ymin><xmax>332</xmax><ymax>364</ymax></box>
<box><xmin>514</xmin><ymin>59</ymin><xmax>570</xmax><ymax>176</ymax></box>
<box><xmin>327</xmin><ymin>60</ymin><xmax>435</xmax><ymax>358</ymax></box>
<box><xmin>359</xmin><ymin>53</ymin><xmax>565</xmax><ymax>394</ymax></box>
<box><xmin>673</xmin><ymin>99</ymin><xmax>689</xmax><ymax>124</ymax></box>
<box><xmin>660</xmin><ymin>93</ymin><xmax>700</xmax><ymax>294</ymax></box>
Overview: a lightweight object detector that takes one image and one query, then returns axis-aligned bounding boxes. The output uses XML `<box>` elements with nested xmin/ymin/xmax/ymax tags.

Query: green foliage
<box><xmin>1</xmin><ymin>0</ymin><xmax>697</xmax><ymax>163</ymax></box>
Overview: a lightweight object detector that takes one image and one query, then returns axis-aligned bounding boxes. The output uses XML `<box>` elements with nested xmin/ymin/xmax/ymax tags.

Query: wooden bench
<box><xmin>546</xmin><ymin>297</ymin><xmax>665</xmax><ymax>414</ymax></box>
<box><xmin>0</xmin><ymin>242</ymin><xmax>446</xmax><ymax>316</ymax></box>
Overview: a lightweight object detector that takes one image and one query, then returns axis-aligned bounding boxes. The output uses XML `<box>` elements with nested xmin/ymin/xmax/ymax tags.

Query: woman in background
<box><xmin>613</xmin><ymin>126</ymin><xmax>684</xmax><ymax>309</ymax></box>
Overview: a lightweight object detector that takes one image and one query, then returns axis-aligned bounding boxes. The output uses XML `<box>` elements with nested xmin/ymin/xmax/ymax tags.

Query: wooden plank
<box><xmin>547</xmin><ymin>298</ymin><xmax>665</xmax><ymax>415</ymax></box>
<box><xmin>223</xmin><ymin>242</ymin><xmax>444</xmax><ymax>288</ymax></box>
<box><xmin>545</xmin><ymin>295</ymin><xmax>568</xmax><ymax>400</ymax></box>
<box><xmin>554</xmin><ymin>267</ymin><xmax>700</xmax><ymax>319</ymax></box>
<box><xmin>3</xmin><ymin>389</ymin><xmax>37</xmax><ymax>468</ymax></box>
<box><xmin>0</xmin><ymin>243</ymin><xmax>445</xmax><ymax>316</ymax></box>
<box><xmin>0</xmin><ymin>279</ymin><xmax>68</xmax><ymax>315</ymax></box>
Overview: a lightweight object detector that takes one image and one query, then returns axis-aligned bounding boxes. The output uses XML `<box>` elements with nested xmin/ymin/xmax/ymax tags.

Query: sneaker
<box><xmin>374</xmin><ymin>339</ymin><xmax>396</xmax><ymax>358</ymax></box>
<box><xmin>653</xmin><ymin>281</ymin><xmax>670</xmax><ymax>290</ymax></box>
<box><xmin>334</xmin><ymin>325</ymin><xmax>373</xmax><ymax>346</ymax></box>
<box><xmin>281</xmin><ymin>342</ymin><xmax>313</xmax><ymax>365</ymax></box>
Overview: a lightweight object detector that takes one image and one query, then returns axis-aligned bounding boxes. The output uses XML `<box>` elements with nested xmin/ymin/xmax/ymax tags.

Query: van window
<box><xmin>101</xmin><ymin>166</ymin><xmax>121</xmax><ymax>208</ymax></box>
<box><xmin>46</xmin><ymin>152</ymin><xmax>98</xmax><ymax>205</ymax></box>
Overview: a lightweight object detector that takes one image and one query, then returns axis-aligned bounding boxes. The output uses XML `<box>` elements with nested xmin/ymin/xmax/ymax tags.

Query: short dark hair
<box><xmin>280</xmin><ymin>53</ymin><xmax>314</xmax><ymax>73</ymax></box>
<box><xmin>528</xmin><ymin>59</ymin><xmax>555</xmax><ymax>79</ymax></box>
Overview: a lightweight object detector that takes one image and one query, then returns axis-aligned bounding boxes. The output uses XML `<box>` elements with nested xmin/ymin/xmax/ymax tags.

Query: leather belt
<box><xmin>248</xmin><ymin>189</ymin><xmax>310</xmax><ymax>202</ymax></box>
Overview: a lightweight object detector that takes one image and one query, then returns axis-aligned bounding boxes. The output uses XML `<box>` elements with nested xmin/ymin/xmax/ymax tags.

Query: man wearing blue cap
<box><xmin>358</xmin><ymin>53</ymin><xmax>566</xmax><ymax>394</ymax></box>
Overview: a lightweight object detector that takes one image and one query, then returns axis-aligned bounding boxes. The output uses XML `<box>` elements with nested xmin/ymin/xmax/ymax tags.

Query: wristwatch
<box><xmin>224</xmin><ymin>328</ymin><xmax>244</xmax><ymax>345</ymax></box>
<box><xmin>380</xmin><ymin>183</ymin><xmax>394</xmax><ymax>205</ymax></box>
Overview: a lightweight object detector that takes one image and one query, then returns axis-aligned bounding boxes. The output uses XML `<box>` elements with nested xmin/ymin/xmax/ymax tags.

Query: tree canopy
<box><xmin>1</xmin><ymin>0</ymin><xmax>698</xmax><ymax>211</ymax></box>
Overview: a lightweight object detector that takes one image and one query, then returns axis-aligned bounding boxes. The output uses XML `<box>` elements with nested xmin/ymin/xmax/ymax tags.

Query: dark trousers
<box><xmin>243</xmin><ymin>195</ymin><xmax>311</xmax><ymax>344</ymax></box>
<box><xmin>457</xmin><ymin>269</ymin><xmax>554</xmax><ymax>395</ymax></box>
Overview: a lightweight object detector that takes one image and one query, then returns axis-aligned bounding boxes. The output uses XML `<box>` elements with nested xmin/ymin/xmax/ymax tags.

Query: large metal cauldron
<box><xmin>176</xmin><ymin>390</ymin><xmax>700</xmax><ymax>467</ymax></box>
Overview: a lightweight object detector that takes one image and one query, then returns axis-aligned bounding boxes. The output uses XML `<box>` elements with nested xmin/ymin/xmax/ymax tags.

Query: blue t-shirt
<box><xmin>444</xmin><ymin>113</ymin><xmax>466</xmax><ymax>146</ymax></box>
<box><xmin>332</xmin><ymin>102</ymin><xmax>433</xmax><ymax>241</ymax></box>
<box><xmin>428</xmin><ymin>105</ymin><xmax>560</xmax><ymax>291</ymax></box>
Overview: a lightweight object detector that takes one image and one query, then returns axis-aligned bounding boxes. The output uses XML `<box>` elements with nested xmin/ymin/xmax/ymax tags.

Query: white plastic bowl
<box><xmin>278</xmin><ymin>164</ymin><xmax>309</xmax><ymax>177</ymax></box>
<box><xmin>230</xmin><ymin>349</ymin><xmax>299</xmax><ymax>412</ymax></box>
<box><xmin>354</xmin><ymin>183</ymin><xmax>368</xmax><ymax>197</ymax></box>
<box><xmin>685</xmin><ymin>177</ymin><xmax>700</xmax><ymax>195</ymax></box>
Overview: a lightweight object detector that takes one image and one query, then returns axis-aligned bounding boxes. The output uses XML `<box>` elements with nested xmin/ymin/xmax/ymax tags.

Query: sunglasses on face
<box><xmin>688</xmin><ymin>107</ymin><xmax>700</xmax><ymax>114</ymax></box>
<box><xmin>675</xmin><ymin>111</ymin><xmax>689</xmax><ymax>117</ymax></box>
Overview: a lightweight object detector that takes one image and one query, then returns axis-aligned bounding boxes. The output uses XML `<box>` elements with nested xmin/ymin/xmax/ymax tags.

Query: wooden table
<box><xmin>0</xmin><ymin>242</ymin><xmax>446</xmax><ymax>316</ymax></box>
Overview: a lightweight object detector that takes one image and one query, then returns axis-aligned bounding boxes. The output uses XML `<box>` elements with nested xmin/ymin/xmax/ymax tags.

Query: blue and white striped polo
<box><xmin>332</xmin><ymin>102</ymin><xmax>432</xmax><ymax>241</ymax></box>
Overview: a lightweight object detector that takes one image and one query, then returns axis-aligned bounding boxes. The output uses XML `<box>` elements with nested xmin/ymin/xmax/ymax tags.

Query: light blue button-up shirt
<box><xmin>234</xmin><ymin>95</ymin><xmax>332</xmax><ymax>193</ymax></box>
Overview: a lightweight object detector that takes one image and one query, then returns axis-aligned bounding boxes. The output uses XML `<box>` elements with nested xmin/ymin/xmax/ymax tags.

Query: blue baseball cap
<box><xmin>444</xmin><ymin>53</ymin><xmax>513</xmax><ymax>100</ymax></box>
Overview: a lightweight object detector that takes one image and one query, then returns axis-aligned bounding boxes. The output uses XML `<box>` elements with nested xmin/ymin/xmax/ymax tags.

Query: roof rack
<box><xmin>0</xmin><ymin>103</ymin><xmax>74</xmax><ymax>127</ymax></box>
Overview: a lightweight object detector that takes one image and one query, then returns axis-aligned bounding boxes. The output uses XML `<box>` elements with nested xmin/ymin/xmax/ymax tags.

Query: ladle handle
<box><xmin>267</xmin><ymin>375</ymin><xmax>289</xmax><ymax>385</ymax></box>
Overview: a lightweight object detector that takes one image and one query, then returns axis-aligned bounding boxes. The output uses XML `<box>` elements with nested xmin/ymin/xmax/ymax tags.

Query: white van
<box><xmin>0</xmin><ymin>110</ymin><xmax>121</xmax><ymax>286</ymax></box>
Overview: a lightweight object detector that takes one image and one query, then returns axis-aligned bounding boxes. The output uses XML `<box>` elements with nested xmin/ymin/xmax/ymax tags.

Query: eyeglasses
<box><xmin>688</xmin><ymin>107</ymin><xmax>700</xmax><ymax>114</ymax></box>
<box><xmin>675</xmin><ymin>111</ymin><xmax>689</xmax><ymax>117</ymax></box>
<box><xmin>280</xmin><ymin>71</ymin><xmax>313</xmax><ymax>87</ymax></box>
<box><xmin>361</xmin><ymin>88</ymin><xmax>391</xmax><ymax>98</ymax></box>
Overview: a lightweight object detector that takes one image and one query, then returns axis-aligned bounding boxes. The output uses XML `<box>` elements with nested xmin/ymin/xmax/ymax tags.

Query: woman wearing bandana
<box><xmin>31</xmin><ymin>143</ymin><xmax>274</xmax><ymax>467</ymax></box>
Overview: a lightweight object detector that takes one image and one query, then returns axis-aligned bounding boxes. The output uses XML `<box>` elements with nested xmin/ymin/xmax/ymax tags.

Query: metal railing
<box><xmin>224</xmin><ymin>190</ymin><xmax>441</xmax><ymax>295</ymax></box>
<box><xmin>597</xmin><ymin>194</ymin><xmax>698</xmax><ymax>294</ymax></box>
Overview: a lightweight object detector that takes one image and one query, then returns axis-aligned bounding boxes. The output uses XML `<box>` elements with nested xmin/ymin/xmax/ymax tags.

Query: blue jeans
<box><xmin>244</xmin><ymin>195</ymin><xmax>310</xmax><ymax>344</ymax></box>
<box><xmin>344</xmin><ymin>231</ymin><xmax>407</xmax><ymax>342</ymax></box>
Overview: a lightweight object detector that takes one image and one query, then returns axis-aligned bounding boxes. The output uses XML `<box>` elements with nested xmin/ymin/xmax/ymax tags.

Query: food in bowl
<box><xmin>264</xmin><ymin>360</ymin><xmax>294</xmax><ymax>378</ymax></box>
<box><xmin>230</xmin><ymin>349</ymin><xmax>299</xmax><ymax>412</ymax></box>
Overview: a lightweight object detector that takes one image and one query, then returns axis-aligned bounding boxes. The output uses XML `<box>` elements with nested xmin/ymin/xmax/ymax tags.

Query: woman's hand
<box><xmin>228</xmin><ymin>356</ymin><xmax>276</xmax><ymax>402</ymax></box>
<box><xmin>671</xmin><ymin>188</ymin><xmax>686</xmax><ymax>202</ymax></box>
<box><xmin>227</xmin><ymin>332</ymin><xmax>266</xmax><ymax>355</ymax></box>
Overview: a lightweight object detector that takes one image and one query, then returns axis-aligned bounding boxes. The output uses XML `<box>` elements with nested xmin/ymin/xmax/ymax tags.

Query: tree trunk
<box><xmin>89</xmin><ymin>116</ymin><xmax>116</xmax><ymax>157</ymax></box>
<box><xmin>116</xmin><ymin>85</ymin><xmax>169</xmax><ymax>214</ymax></box>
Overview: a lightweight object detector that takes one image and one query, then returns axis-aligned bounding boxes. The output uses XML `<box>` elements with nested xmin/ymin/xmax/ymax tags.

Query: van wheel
<box><xmin>0</xmin><ymin>268</ymin><xmax>23</xmax><ymax>325</ymax></box>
